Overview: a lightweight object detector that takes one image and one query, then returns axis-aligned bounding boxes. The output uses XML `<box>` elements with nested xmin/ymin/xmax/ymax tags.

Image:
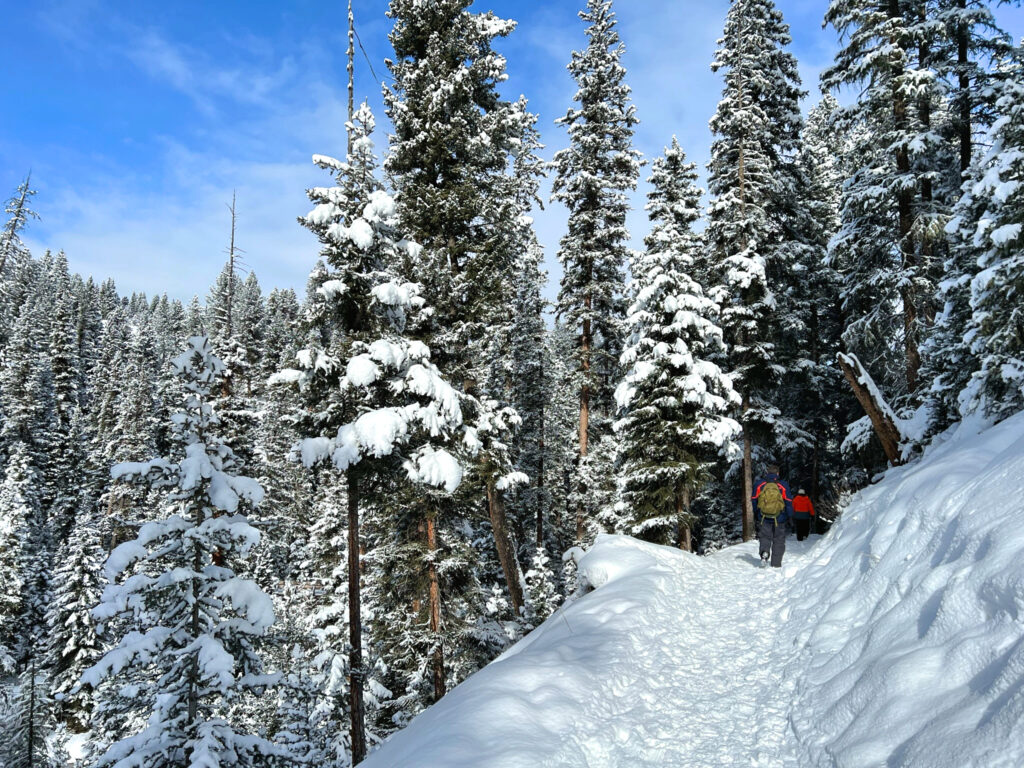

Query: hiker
<box><xmin>792</xmin><ymin>489</ymin><xmax>815</xmax><ymax>541</ymax></box>
<box><xmin>752</xmin><ymin>463</ymin><xmax>792</xmax><ymax>567</ymax></box>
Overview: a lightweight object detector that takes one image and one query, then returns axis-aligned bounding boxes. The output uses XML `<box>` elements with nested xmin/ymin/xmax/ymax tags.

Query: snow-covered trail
<box><xmin>364</xmin><ymin>535</ymin><xmax>817</xmax><ymax>768</ymax></box>
<box><xmin>540</xmin><ymin>539</ymin><xmax>811</xmax><ymax>766</ymax></box>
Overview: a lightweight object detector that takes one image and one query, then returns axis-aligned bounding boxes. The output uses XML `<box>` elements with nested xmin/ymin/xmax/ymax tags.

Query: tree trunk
<box><xmin>891</xmin><ymin>0</ymin><xmax>920</xmax><ymax>394</ymax></box>
<box><xmin>485</xmin><ymin>478</ymin><xmax>525</xmax><ymax>616</ymax></box>
<box><xmin>577</xmin><ymin>302</ymin><xmax>591</xmax><ymax>543</ymax></box>
<box><xmin>347</xmin><ymin>471</ymin><xmax>367</xmax><ymax>764</ymax></box>
<box><xmin>957</xmin><ymin>0</ymin><xmax>971</xmax><ymax>175</ymax></box>
<box><xmin>676</xmin><ymin>485</ymin><xmax>692</xmax><ymax>552</ymax></box>
<box><xmin>425</xmin><ymin>514</ymin><xmax>445</xmax><ymax>702</ymax></box>
<box><xmin>27</xmin><ymin>655</ymin><xmax>36</xmax><ymax>768</ymax></box>
<box><xmin>347</xmin><ymin>0</ymin><xmax>355</xmax><ymax>158</ymax></box>
<box><xmin>741</xmin><ymin>394</ymin><xmax>754</xmax><ymax>542</ymax></box>
<box><xmin>838</xmin><ymin>353</ymin><xmax>905</xmax><ymax>466</ymax></box>
<box><xmin>537</xmin><ymin>362</ymin><xmax>546</xmax><ymax>548</ymax></box>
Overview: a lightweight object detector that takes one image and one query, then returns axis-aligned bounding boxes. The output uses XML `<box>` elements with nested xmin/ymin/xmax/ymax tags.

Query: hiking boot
<box><xmin>760</xmin><ymin>552</ymin><xmax>770</xmax><ymax>565</ymax></box>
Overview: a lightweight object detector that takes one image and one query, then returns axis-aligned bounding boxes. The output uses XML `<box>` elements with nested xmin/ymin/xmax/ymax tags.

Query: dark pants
<box><xmin>758</xmin><ymin>517</ymin><xmax>787</xmax><ymax>567</ymax></box>
<box><xmin>794</xmin><ymin>518</ymin><xmax>811</xmax><ymax>541</ymax></box>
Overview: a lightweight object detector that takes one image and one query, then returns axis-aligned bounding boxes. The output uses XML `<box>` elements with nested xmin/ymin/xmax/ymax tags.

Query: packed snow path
<box><xmin>534</xmin><ymin>539</ymin><xmax>813</xmax><ymax>767</ymax></box>
<box><xmin>365</xmin><ymin>536</ymin><xmax>816</xmax><ymax>768</ymax></box>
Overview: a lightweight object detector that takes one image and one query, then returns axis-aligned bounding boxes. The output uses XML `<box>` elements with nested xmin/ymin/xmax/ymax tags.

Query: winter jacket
<box><xmin>752</xmin><ymin>474</ymin><xmax>793</xmax><ymax>525</ymax></box>
<box><xmin>792</xmin><ymin>494</ymin><xmax>815</xmax><ymax>520</ymax></box>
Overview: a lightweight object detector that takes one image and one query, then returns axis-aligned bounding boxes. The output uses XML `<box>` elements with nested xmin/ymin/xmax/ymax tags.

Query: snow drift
<box><xmin>782</xmin><ymin>411</ymin><xmax>1024</xmax><ymax>767</ymax></box>
<box><xmin>363</xmin><ymin>413</ymin><xmax>1024</xmax><ymax>767</ymax></box>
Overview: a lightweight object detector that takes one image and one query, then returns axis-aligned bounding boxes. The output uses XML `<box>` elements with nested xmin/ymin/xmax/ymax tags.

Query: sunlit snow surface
<box><xmin>363</xmin><ymin>412</ymin><xmax>1024</xmax><ymax>767</ymax></box>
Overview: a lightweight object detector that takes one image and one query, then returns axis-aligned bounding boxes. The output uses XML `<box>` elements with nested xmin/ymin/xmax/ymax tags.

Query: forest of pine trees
<box><xmin>1</xmin><ymin>0</ymin><xmax>1022</xmax><ymax>764</ymax></box>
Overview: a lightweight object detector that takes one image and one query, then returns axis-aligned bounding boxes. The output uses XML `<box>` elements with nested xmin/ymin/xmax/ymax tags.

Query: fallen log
<box><xmin>837</xmin><ymin>352</ymin><xmax>905</xmax><ymax>466</ymax></box>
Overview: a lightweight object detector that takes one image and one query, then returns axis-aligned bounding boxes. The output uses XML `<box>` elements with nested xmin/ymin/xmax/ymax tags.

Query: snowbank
<box><xmin>362</xmin><ymin>413</ymin><xmax>1024</xmax><ymax>767</ymax></box>
<box><xmin>361</xmin><ymin>536</ymin><xmax>700</xmax><ymax>767</ymax></box>
<box><xmin>783</xmin><ymin>411</ymin><xmax>1024</xmax><ymax>767</ymax></box>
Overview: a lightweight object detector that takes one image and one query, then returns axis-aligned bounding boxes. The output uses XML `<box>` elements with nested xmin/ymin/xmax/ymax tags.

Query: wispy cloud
<box><xmin>12</xmin><ymin>0</ymin><xmax>889</xmax><ymax>307</ymax></box>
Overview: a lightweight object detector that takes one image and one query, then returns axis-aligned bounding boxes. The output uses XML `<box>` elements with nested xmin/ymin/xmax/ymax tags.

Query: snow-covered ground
<box><xmin>363</xmin><ymin>413</ymin><xmax>1024</xmax><ymax>767</ymax></box>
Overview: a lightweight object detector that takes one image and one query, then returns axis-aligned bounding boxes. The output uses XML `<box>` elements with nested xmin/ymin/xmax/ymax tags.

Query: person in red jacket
<box><xmin>792</xmin><ymin>489</ymin><xmax>815</xmax><ymax>541</ymax></box>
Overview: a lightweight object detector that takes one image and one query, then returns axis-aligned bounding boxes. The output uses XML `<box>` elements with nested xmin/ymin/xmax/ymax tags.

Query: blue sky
<box><xmin>3</xmin><ymin>0</ymin><xmax>1022</xmax><ymax>303</ymax></box>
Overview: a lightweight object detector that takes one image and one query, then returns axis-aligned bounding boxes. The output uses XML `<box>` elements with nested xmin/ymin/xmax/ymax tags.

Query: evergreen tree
<box><xmin>46</xmin><ymin>271</ymin><xmax>83</xmax><ymax>540</ymax></box>
<box><xmin>508</xmin><ymin>239</ymin><xmax>548</xmax><ymax>553</ymax></box>
<box><xmin>823</xmin><ymin>0</ymin><xmax>950</xmax><ymax>398</ymax></box>
<box><xmin>0</xmin><ymin>175</ymin><xmax>39</xmax><ymax>347</ymax></box>
<box><xmin>540</xmin><ymin>322</ymin><xmax>582</xmax><ymax>555</ymax></box>
<box><xmin>82</xmin><ymin>336</ymin><xmax>280</xmax><ymax>768</ymax></box>
<box><xmin>922</xmin><ymin>27</ymin><xmax>1018</xmax><ymax>434</ymax></box>
<box><xmin>0</xmin><ymin>174</ymin><xmax>38</xmax><ymax>278</ymax></box>
<box><xmin>706</xmin><ymin>0</ymin><xmax>804</xmax><ymax>540</ymax></box>
<box><xmin>186</xmin><ymin>295</ymin><xmax>206</xmax><ymax>336</ymax></box>
<box><xmin>47</xmin><ymin>493</ymin><xmax>104</xmax><ymax>732</ymax></box>
<box><xmin>1</xmin><ymin>659</ymin><xmax>59</xmax><ymax>768</ymax></box>
<box><xmin>262</xmin><ymin>289</ymin><xmax>301</xmax><ymax>381</ymax></box>
<box><xmin>384</xmin><ymin>0</ymin><xmax>519</xmax><ymax>384</ymax></box>
<box><xmin>0</xmin><ymin>443</ymin><xmax>34</xmax><ymax>674</ymax></box>
<box><xmin>933</xmin><ymin>0</ymin><xmax>1014</xmax><ymax>177</ymax></box>
<box><xmin>552</xmin><ymin>0</ymin><xmax>641</xmax><ymax>542</ymax></box>
<box><xmin>774</xmin><ymin>95</ymin><xmax>850</xmax><ymax>502</ymax></box>
<box><xmin>282</xmin><ymin>103</ymin><xmax>469</xmax><ymax>754</ymax></box>
<box><xmin>384</xmin><ymin>0</ymin><xmax>534</xmax><ymax>621</ymax></box>
<box><xmin>956</xmin><ymin>66</ymin><xmax>1024</xmax><ymax>422</ymax></box>
<box><xmin>75</xmin><ymin>277</ymin><xmax>105</xmax><ymax>406</ymax></box>
<box><xmin>615</xmin><ymin>139</ymin><xmax>739</xmax><ymax>549</ymax></box>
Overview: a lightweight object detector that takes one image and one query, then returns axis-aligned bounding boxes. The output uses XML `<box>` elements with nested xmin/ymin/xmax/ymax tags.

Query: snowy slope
<box><xmin>782</xmin><ymin>411</ymin><xmax>1024</xmax><ymax>767</ymax></box>
<box><xmin>362</xmin><ymin>413</ymin><xmax>1024</xmax><ymax>767</ymax></box>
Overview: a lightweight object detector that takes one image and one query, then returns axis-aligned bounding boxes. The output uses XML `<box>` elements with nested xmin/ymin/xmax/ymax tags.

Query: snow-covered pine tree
<box><xmin>262</xmin><ymin>288</ymin><xmax>301</xmax><ymax>382</ymax></box>
<box><xmin>920</xmin><ymin>14</ymin><xmax>1017</xmax><ymax>435</ymax></box>
<box><xmin>205</xmin><ymin>240</ymin><xmax>263</xmax><ymax>477</ymax></box>
<box><xmin>1</xmin><ymin>657</ymin><xmax>59</xmax><ymax>768</ymax></box>
<box><xmin>0</xmin><ymin>175</ymin><xmax>37</xmax><ymax>277</ymax></box>
<box><xmin>280</xmin><ymin>102</ymin><xmax>469</xmax><ymax>754</ymax></box>
<box><xmin>615</xmin><ymin>139</ymin><xmax>740</xmax><ymax>549</ymax></box>
<box><xmin>823</xmin><ymin>0</ymin><xmax>950</xmax><ymax>399</ymax></box>
<box><xmin>384</xmin><ymin>0</ymin><xmax>519</xmax><ymax>384</ymax></box>
<box><xmin>1</xmin><ymin>322</ymin><xmax>53</xmax><ymax>675</ymax></box>
<box><xmin>522</xmin><ymin>546</ymin><xmax>562</xmax><ymax>625</ymax></box>
<box><xmin>97</xmin><ymin>326</ymin><xmax>160</xmax><ymax>544</ymax></box>
<box><xmin>82</xmin><ymin>336</ymin><xmax>280</xmax><ymax>768</ymax></box>
<box><xmin>508</xmin><ymin>236</ymin><xmax>548</xmax><ymax>552</ymax></box>
<box><xmin>1</xmin><ymin>298</ymin><xmax>47</xmax><ymax>452</ymax></box>
<box><xmin>46</xmin><ymin>270</ymin><xmax>84</xmax><ymax>541</ymax></box>
<box><xmin>47</xmin><ymin>490</ymin><xmax>104</xmax><ymax>732</ymax></box>
<box><xmin>0</xmin><ymin>443</ymin><xmax>34</xmax><ymax>675</ymax></box>
<box><xmin>384</xmin><ymin>0</ymin><xmax>534</xmax><ymax>624</ymax></box>
<box><xmin>956</xmin><ymin>65</ymin><xmax>1024</xmax><ymax>423</ymax></box>
<box><xmin>933</xmin><ymin>0</ymin><xmax>1014</xmax><ymax>177</ymax></box>
<box><xmin>186</xmin><ymin>295</ymin><xmax>206</xmax><ymax>336</ymax></box>
<box><xmin>706</xmin><ymin>0</ymin><xmax>804</xmax><ymax>540</ymax></box>
<box><xmin>234</xmin><ymin>272</ymin><xmax>266</xmax><ymax>397</ymax></box>
<box><xmin>0</xmin><ymin>175</ymin><xmax>39</xmax><ymax>346</ymax></box>
<box><xmin>552</xmin><ymin>0</ymin><xmax>641</xmax><ymax>543</ymax></box>
<box><xmin>303</xmin><ymin>475</ymin><xmax>356</xmax><ymax>763</ymax></box>
<box><xmin>541</xmin><ymin>322</ymin><xmax>582</xmax><ymax>556</ymax></box>
<box><xmin>75</xmin><ymin>277</ymin><xmax>105</xmax><ymax>408</ymax></box>
<box><xmin>773</xmin><ymin>95</ymin><xmax>850</xmax><ymax>502</ymax></box>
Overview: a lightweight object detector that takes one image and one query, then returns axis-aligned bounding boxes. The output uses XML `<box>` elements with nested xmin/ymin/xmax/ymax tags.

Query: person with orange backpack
<box><xmin>752</xmin><ymin>463</ymin><xmax>793</xmax><ymax>567</ymax></box>
<box><xmin>792</xmin><ymin>488</ymin><xmax>816</xmax><ymax>541</ymax></box>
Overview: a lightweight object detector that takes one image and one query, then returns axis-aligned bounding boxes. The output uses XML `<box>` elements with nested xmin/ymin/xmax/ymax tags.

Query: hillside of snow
<box><xmin>363</xmin><ymin>412</ymin><xmax>1024</xmax><ymax>767</ymax></box>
